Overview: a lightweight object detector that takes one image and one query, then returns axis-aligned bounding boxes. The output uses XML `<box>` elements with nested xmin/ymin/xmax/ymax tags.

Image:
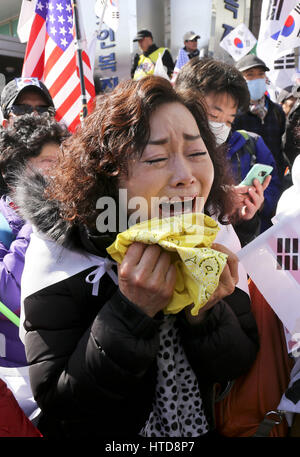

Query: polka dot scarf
<box><xmin>140</xmin><ymin>315</ymin><xmax>209</xmax><ymax>437</ymax></box>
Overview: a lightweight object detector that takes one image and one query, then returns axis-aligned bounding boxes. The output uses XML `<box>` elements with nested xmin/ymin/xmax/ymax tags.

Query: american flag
<box><xmin>22</xmin><ymin>0</ymin><xmax>95</xmax><ymax>132</ymax></box>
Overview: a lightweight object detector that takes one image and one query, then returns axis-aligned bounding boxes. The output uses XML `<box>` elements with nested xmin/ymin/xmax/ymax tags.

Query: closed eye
<box><xmin>144</xmin><ymin>157</ymin><xmax>168</xmax><ymax>164</ymax></box>
<box><xmin>189</xmin><ymin>152</ymin><xmax>207</xmax><ymax>157</ymax></box>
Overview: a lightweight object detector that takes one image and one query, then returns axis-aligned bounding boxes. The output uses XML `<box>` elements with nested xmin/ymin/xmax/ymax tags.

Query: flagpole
<box><xmin>96</xmin><ymin>0</ymin><xmax>108</xmax><ymax>37</ymax></box>
<box><xmin>71</xmin><ymin>0</ymin><xmax>88</xmax><ymax>121</ymax></box>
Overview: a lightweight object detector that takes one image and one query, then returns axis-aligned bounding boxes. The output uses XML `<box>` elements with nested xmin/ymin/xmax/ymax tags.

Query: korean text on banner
<box><xmin>237</xmin><ymin>208</ymin><xmax>300</xmax><ymax>338</ymax></box>
<box><xmin>219</xmin><ymin>23</ymin><xmax>257</xmax><ymax>61</ymax></box>
<box><xmin>22</xmin><ymin>0</ymin><xmax>95</xmax><ymax>132</ymax></box>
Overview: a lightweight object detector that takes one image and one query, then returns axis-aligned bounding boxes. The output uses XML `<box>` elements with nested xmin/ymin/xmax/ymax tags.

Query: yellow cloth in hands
<box><xmin>106</xmin><ymin>213</ymin><xmax>228</xmax><ymax>316</ymax></box>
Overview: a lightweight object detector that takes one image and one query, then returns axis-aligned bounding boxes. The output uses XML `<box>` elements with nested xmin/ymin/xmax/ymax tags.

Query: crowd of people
<box><xmin>0</xmin><ymin>27</ymin><xmax>300</xmax><ymax>440</ymax></box>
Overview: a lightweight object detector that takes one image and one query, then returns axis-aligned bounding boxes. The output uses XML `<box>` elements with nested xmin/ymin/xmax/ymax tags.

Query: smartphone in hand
<box><xmin>239</xmin><ymin>163</ymin><xmax>273</xmax><ymax>187</ymax></box>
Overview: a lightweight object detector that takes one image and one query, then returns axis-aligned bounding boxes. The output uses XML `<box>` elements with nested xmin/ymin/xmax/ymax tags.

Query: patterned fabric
<box><xmin>171</xmin><ymin>48</ymin><xmax>189</xmax><ymax>84</ymax></box>
<box><xmin>140</xmin><ymin>315</ymin><xmax>209</xmax><ymax>437</ymax></box>
<box><xmin>186</xmin><ymin>48</ymin><xmax>200</xmax><ymax>59</ymax></box>
<box><xmin>175</xmin><ymin>48</ymin><xmax>190</xmax><ymax>71</ymax></box>
<box><xmin>249</xmin><ymin>96</ymin><xmax>268</xmax><ymax>122</ymax></box>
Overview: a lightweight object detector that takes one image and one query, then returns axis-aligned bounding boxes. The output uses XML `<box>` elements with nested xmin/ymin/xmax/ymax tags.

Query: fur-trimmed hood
<box><xmin>15</xmin><ymin>173</ymin><xmax>120</xmax><ymax>345</ymax></box>
<box><xmin>13</xmin><ymin>171</ymin><xmax>74</xmax><ymax>246</ymax></box>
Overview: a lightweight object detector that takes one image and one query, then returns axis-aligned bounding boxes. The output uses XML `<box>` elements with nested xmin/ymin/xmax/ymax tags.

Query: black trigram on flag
<box><xmin>266</xmin><ymin>0</ymin><xmax>284</xmax><ymax>21</ymax></box>
<box><xmin>295</xmin><ymin>3</ymin><xmax>300</xmax><ymax>16</ymax></box>
<box><xmin>274</xmin><ymin>53</ymin><xmax>295</xmax><ymax>70</ymax></box>
<box><xmin>277</xmin><ymin>238</ymin><xmax>299</xmax><ymax>270</ymax></box>
<box><xmin>112</xmin><ymin>12</ymin><xmax>120</xmax><ymax>19</ymax></box>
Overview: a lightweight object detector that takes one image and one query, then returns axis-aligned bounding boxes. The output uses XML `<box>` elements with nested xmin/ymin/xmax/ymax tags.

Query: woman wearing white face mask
<box><xmin>175</xmin><ymin>57</ymin><xmax>282</xmax><ymax>245</ymax></box>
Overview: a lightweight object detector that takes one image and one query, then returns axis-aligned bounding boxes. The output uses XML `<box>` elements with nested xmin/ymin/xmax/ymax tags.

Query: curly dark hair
<box><xmin>47</xmin><ymin>76</ymin><xmax>237</xmax><ymax>231</ymax></box>
<box><xmin>0</xmin><ymin>113</ymin><xmax>70</xmax><ymax>191</ymax></box>
<box><xmin>175</xmin><ymin>57</ymin><xmax>250</xmax><ymax>113</ymax></box>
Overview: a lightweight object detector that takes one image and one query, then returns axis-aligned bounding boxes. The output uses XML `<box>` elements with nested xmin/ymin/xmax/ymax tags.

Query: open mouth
<box><xmin>159</xmin><ymin>197</ymin><xmax>197</xmax><ymax>217</ymax></box>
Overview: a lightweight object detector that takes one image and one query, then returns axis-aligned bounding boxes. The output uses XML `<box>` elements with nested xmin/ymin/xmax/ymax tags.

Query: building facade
<box><xmin>0</xmin><ymin>1</ymin><xmax>25</xmax><ymax>93</ymax></box>
<box><xmin>0</xmin><ymin>0</ymin><xmax>261</xmax><ymax>95</ymax></box>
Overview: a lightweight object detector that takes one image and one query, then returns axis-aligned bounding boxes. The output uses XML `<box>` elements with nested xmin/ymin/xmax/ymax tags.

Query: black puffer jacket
<box><xmin>16</xmin><ymin>175</ymin><xmax>259</xmax><ymax>438</ymax></box>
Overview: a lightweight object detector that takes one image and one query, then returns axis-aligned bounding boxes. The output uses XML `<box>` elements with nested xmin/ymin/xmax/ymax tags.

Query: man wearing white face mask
<box><xmin>234</xmin><ymin>55</ymin><xmax>287</xmax><ymax>182</ymax></box>
<box><xmin>175</xmin><ymin>57</ymin><xmax>281</xmax><ymax>243</ymax></box>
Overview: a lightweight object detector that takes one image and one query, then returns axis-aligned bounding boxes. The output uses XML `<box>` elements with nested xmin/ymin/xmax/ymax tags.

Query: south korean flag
<box><xmin>219</xmin><ymin>23</ymin><xmax>257</xmax><ymax>61</ymax></box>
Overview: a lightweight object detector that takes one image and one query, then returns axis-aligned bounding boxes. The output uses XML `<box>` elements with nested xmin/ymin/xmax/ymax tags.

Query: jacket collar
<box><xmin>79</xmin><ymin>224</ymin><xmax>117</xmax><ymax>258</ymax></box>
<box><xmin>144</xmin><ymin>43</ymin><xmax>158</xmax><ymax>57</ymax></box>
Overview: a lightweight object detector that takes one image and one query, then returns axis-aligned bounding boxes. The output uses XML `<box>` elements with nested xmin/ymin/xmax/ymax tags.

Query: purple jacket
<box><xmin>0</xmin><ymin>196</ymin><xmax>32</xmax><ymax>367</ymax></box>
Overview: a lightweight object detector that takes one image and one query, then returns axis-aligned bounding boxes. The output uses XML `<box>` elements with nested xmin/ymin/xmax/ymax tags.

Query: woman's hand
<box><xmin>234</xmin><ymin>176</ymin><xmax>271</xmax><ymax>221</ymax></box>
<box><xmin>118</xmin><ymin>242</ymin><xmax>177</xmax><ymax>317</ymax></box>
<box><xmin>185</xmin><ymin>243</ymin><xmax>239</xmax><ymax>324</ymax></box>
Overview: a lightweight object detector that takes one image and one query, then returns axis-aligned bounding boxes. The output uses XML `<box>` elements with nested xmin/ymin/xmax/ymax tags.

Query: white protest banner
<box><xmin>275</xmin><ymin>154</ymin><xmax>300</xmax><ymax>222</ymax></box>
<box><xmin>272</xmin><ymin>154</ymin><xmax>300</xmax><ymax>355</ymax></box>
<box><xmin>219</xmin><ymin>23</ymin><xmax>257</xmax><ymax>61</ymax></box>
<box><xmin>95</xmin><ymin>0</ymin><xmax>120</xmax><ymax>32</ymax></box>
<box><xmin>238</xmin><ymin>208</ymin><xmax>300</xmax><ymax>338</ymax></box>
<box><xmin>153</xmin><ymin>53</ymin><xmax>170</xmax><ymax>80</ymax></box>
